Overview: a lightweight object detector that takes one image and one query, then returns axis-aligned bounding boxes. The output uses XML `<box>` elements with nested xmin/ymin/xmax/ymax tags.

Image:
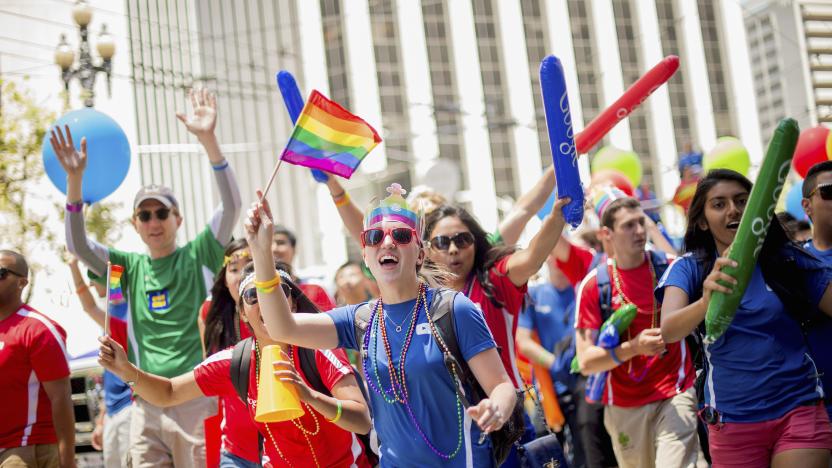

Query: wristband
<box><xmin>331</xmin><ymin>190</ymin><xmax>346</xmax><ymax>200</ymax></box>
<box><xmin>334</xmin><ymin>192</ymin><xmax>351</xmax><ymax>208</ymax></box>
<box><xmin>212</xmin><ymin>160</ymin><xmax>229</xmax><ymax>171</ymax></box>
<box><xmin>610</xmin><ymin>348</ymin><xmax>622</xmax><ymax>365</ymax></box>
<box><xmin>66</xmin><ymin>201</ymin><xmax>83</xmax><ymax>212</ymax></box>
<box><xmin>329</xmin><ymin>399</ymin><xmax>343</xmax><ymax>423</ymax></box>
<box><xmin>254</xmin><ymin>276</ymin><xmax>281</xmax><ymax>293</ymax></box>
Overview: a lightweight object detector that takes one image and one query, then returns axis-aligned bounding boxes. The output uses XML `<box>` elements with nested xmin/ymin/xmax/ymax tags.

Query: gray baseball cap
<box><xmin>133</xmin><ymin>184</ymin><xmax>179</xmax><ymax>210</ymax></box>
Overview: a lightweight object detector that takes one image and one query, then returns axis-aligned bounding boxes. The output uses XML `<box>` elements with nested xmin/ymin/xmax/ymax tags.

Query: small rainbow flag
<box><xmin>109</xmin><ymin>264</ymin><xmax>124</xmax><ymax>303</ymax></box>
<box><xmin>279</xmin><ymin>90</ymin><xmax>382</xmax><ymax>179</ymax></box>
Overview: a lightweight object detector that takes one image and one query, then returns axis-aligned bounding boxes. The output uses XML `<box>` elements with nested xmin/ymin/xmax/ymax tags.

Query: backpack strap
<box><xmin>230</xmin><ymin>337</ymin><xmax>253</xmax><ymax>405</ymax></box>
<box><xmin>595</xmin><ymin>259</ymin><xmax>613</xmax><ymax>323</ymax></box>
<box><xmin>354</xmin><ymin>300</ymin><xmax>376</xmax><ymax>361</ymax></box>
<box><xmin>648</xmin><ymin>249</ymin><xmax>670</xmax><ymax>282</ymax></box>
<box><xmin>297</xmin><ymin>347</ymin><xmax>331</xmax><ymax>396</ymax></box>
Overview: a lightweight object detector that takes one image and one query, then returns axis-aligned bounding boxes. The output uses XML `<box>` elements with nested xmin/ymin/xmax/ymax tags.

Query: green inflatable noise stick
<box><xmin>571</xmin><ymin>304</ymin><xmax>638</xmax><ymax>374</ymax></box>
<box><xmin>704</xmin><ymin>118</ymin><xmax>799</xmax><ymax>343</ymax></box>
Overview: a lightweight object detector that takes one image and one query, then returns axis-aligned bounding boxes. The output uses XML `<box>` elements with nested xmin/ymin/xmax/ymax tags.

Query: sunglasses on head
<box><xmin>0</xmin><ymin>267</ymin><xmax>24</xmax><ymax>280</ymax></box>
<box><xmin>242</xmin><ymin>283</ymin><xmax>293</xmax><ymax>306</ymax></box>
<box><xmin>809</xmin><ymin>183</ymin><xmax>832</xmax><ymax>201</ymax></box>
<box><xmin>428</xmin><ymin>232</ymin><xmax>475</xmax><ymax>251</ymax></box>
<box><xmin>136</xmin><ymin>208</ymin><xmax>172</xmax><ymax>223</ymax></box>
<box><xmin>360</xmin><ymin>227</ymin><xmax>418</xmax><ymax>248</ymax></box>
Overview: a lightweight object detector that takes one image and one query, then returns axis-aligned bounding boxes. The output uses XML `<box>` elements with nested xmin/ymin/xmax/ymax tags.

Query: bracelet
<box><xmin>254</xmin><ymin>276</ymin><xmax>281</xmax><ymax>294</ymax></box>
<box><xmin>334</xmin><ymin>192</ymin><xmax>351</xmax><ymax>208</ymax></box>
<box><xmin>66</xmin><ymin>201</ymin><xmax>83</xmax><ymax>212</ymax></box>
<box><xmin>330</xmin><ymin>190</ymin><xmax>346</xmax><ymax>200</ymax></box>
<box><xmin>536</xmin><ymin>353</ymin><xmax>550</xmax><ymax>366</ymax></box>
<box><xmin>126</xmin><ymin>367</ymin><xmax>140</xmax><ymax>388</ymax></box>
<box><xmin>211</xmin><ymin>160</ymin><xmax>229</xmax><ymax>171</ymax></box>
<box><xmin>610</xmin><ymin>348</ymin><xmax>622</xmax><ymax>365</ymax></box>
<box><xmin>76</xmin><ymin>284</ymin><xmax>89</xmax><ymax>294</ymax></box>
<box><xmin>329</xmin><ymin>399</ymin><xmax>343</xmax><ymax>423</ymax></box>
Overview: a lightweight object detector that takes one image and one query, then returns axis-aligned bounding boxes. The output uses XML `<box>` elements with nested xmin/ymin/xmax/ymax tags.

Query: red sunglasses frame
<box><xmin>360</xmin><ymin>227</ymin><xmax>420</xmax><ymax>248</ymax></box>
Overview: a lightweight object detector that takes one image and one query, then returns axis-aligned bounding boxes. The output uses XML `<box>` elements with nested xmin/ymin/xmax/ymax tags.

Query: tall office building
<box><xmin>746</xmin><ymin>0</ymin><xmax>832</xmax><ymax>138</ymax></box>
<box><xmin>123</xmin><ymin>0</ymin><xmax>763</xmax><ymax>275</ymax></box>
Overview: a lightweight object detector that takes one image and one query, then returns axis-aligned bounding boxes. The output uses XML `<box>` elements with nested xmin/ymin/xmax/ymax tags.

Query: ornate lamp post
<box><xmin>54</xmin><ymin>0</ymin><xmax>116</xmax><ymax>107</ymax></box>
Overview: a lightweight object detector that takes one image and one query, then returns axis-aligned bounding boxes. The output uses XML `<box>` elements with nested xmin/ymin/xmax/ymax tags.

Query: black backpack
<box><xmin>229</xmin><ymin>338</ymin><xmax>379</xmax><ymax>466</ymax></box>
<box><xmin>354</xmin><ymin>288</ymin><xmax>525</xmax><ymax>466</ymax></box>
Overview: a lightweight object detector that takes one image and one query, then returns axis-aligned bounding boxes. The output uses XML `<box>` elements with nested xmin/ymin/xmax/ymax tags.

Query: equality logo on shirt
<box><xmin>535</xmin><ymin>305</ymin><xmax>552</xmax><ymax>314</ymax></box>
<box><xmin>147</xmin><ymin>289</ymin><xmax>170</xmax><ymax>312</ymax></box>
<box><xmin>416</xmin><ymin>323</ymin><xmax>431</xmax><ymax>335</ymax></box>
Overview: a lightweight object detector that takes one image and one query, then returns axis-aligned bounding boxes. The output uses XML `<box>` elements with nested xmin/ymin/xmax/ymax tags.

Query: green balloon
<box><xmin>592</xmin><ymin>146</ymin><xmax>643</xmax><ymax>187</ymax></box>
<box><xmin>704</xmin><ymin>119</ymin><xmax>799</xmax><ymax>343</ymax></box>
<box><xmin>703</xmin><ymin>137</ymin><xmax>751</xmax><ymax>176</ymax></box>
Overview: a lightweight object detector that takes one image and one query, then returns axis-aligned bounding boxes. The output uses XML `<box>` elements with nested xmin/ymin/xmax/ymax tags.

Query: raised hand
<box><xmin>702</xmin><ymin>256</ymin><xmax>738</xmax><ymax>306</ymax></box>
<box><xmin>176</xmin><ymin>88</ymin><xmax>217</xmax><ymax>139</ymax></box>
<box><xmin>244</xmin><ymin>190</ymin><xmax>276</xmax><ymax>257</ymax></box>
<box><xmin>49</xmin><ymin>125</ymin><xmax>87</xmax><ymax>179</ymax></box>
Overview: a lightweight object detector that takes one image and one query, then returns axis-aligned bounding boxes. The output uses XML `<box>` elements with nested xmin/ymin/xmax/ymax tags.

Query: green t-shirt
<box><xmin>109</xmin><ymin>226</ymin><xmax>224</xmax><ymax>377</ymax></box>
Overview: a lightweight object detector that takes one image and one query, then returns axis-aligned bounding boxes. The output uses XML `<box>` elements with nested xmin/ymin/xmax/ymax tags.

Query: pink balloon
<box><xmin>793</xmin><ymin>126</ymin><xmax>830</xmax><ymax>178</ymax></box>
<box><xmin>590</xmin><ymin>169</ymin><xmax>636</xmax><ymax>197</ymax></box>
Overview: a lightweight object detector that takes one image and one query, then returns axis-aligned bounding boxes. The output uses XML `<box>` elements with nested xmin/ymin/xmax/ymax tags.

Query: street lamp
<box><xmin>54</xmin><ymin>0</ymin><xmax>115</xmax><ymax>107</ymax></box>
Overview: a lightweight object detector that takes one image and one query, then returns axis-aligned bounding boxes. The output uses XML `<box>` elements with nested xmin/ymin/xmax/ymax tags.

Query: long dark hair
<box><xmin>204</xmin><ymin>238</ymin><xmax>248</xmax><ymax>355</ymax></box>
<box><xmin>683</xmin><ymin>169</ymin><xmax>752</xmax><ymax>264</ymax></box>
<box><xmin>424</xmin><ymin>204</ymin><xmax>515</xmax><ymax>308</ymax></box>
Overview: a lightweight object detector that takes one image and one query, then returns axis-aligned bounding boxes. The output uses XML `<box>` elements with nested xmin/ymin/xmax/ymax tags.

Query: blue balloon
<box><xmin>276</xmin><ymin>71</ymin><xmax>329</xmax><ymax>183</ymax></box>
<box><xmin>786</xmin><ymin>180</ymin><xmax>807</xmax><ymax>221</ymax></box>
<box><xmin>42</xmin><ymin>108</ymin><xmax>130</xmax><ymax>204</ymax></box>
<box><xmin>540</xmin><ymin>56</ymin><xmax>584</xmax><ymax>227</ymax></box>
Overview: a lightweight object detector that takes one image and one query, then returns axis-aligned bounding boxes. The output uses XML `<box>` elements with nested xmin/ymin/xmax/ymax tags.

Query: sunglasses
<box><xmin>360</xmin><ymin>227</ymin><xmax>418</xmax><ymax>248</ymax></box>
<box><xmin>808</xmin><ymin>183</ymin><xmax>832</xmax><ymax>201</ymax></box>
<box><xmin>241</xmin><ymin>283</ymin><xmax>293</xmax><ymax>306</ymax></box>
<box><xmin>136</xmin><ymin>208</ymin><xmax>172</xmax><ymax>223</ymax></box>
<box><xmin>0</xmin><ymin>267</ymin><xmax>24</xmax><ymax>280</ymax></box>
<box><xmin>428</xmin><ymin>232</ymin><xmax>475</xmax><ymax>251</ymax></box>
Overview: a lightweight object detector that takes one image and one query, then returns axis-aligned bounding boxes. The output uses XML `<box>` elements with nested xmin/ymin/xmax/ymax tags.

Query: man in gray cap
<box><xmin>51</xmin><ymin>88</ymin><xmax>241</xmax><ymax>467</ymax></box>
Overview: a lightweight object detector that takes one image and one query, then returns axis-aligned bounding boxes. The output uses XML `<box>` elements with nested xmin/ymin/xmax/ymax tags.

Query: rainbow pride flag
<box><xmin>280</xmin><ymin>90</ymin><xmax>382</xmax><ymax>179</ymax></box>
<box><xmin>109</xmin><ymin>264</ymin><xmax>124</xmax><ymax>303</ymax></box>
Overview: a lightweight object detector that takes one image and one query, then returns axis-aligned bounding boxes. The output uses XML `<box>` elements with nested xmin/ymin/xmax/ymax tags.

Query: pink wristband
<box><xmin>66</xmin><ymin>202</ymin><xmax>83</xmax><ymax>212</ymax></box>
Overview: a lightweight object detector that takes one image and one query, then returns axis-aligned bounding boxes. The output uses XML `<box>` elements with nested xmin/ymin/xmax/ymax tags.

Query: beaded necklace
<box><xmin>611</xmin><ymin>253</ymin><xmax>659</xmax><ymax>381</ymax></box>
<box><xmin>361</xmin><ymin>283</ymin><xmax>465</xmax><ymax>459</ymax></box>
<box><xmin>254</xmin><ymin>340</ymin><xmax>321</xmax><ymax>468</ymax></box>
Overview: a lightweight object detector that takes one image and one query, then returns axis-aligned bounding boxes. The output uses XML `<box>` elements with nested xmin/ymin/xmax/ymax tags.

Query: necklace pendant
<box><xmin>396</xmin><ymin>325</ymin><xmax>402</xmax><ymax>333</ymax></box>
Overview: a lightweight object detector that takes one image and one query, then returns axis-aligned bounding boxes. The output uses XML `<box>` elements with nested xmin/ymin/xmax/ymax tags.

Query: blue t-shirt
<box><xmin>803</xmin><ymin>240</ymin><xmax>832</xmax><ymax>418</ymax></box>
<box><xmin>104</xmin><ymin>301</ymin><xmax>131</xmax><ymax>414</ymax></box>
<box><xmin>518</xmin><ymin>283</ymin><xmax>575</xmax><ymax>394</ymax></box>
<box><xmin>329</xmin><ymin>288</ymin><xmax>497</xmax><ymax>468</ymax></box>
<box><xmin>655</xmin><ymin>254</ymin><xmax>824</xmax><ymax>423</ymax></box>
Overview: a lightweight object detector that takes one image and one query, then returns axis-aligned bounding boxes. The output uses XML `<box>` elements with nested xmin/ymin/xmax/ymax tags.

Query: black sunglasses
<box><xmin>808</xmin><ymin>183</ymin><xmax>832</xmax><ymax>201</ymax></box>
<box><xmin>136</xmin><ymin>208</ymin><xmax>172</xmax><ymax>223</ymax></box>
<box><xmin>0</xmin><ymin>267</ymin><xmax>24</xmax><ymax>280</ymax></box>
<box><xmin>242</xmin><ymin>283</ymin><xmax>293</xmax><ymax>306</ymax></box>
<box><xmin>360</xmin><ymin>227</ymin><xmax>417</xmax><ymax>248</ymax></box>
<box><xmin>428</xmin><ymin>232</ymin><xmax>475</xmax><ymax>251</ymax></box>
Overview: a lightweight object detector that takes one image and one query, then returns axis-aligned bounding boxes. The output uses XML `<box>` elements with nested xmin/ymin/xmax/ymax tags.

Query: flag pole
<box><xmin>104</xmin><ymin>261</ymin><xmax>111</xmax><ymax>337</ymax></box>
<box><xmin>260</xmin><ymin>158</ymin><xmax>284</xmax><ymax>202</ymax></box>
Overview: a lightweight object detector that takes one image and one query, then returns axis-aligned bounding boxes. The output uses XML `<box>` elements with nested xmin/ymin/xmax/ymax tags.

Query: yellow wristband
<box><xmin>334</xmin><ymin>192</ymin><xmax>351</xmax><ymax>208</ymax></box>
<box><xmin>329</xmin><ymin>399</ymin><xmax>343</xmax><ymax>423</ymax></box>
<box><xmin>254</xmin><ymin>276</ymin><xmax>281</xmax><ymax>290</ymax></box>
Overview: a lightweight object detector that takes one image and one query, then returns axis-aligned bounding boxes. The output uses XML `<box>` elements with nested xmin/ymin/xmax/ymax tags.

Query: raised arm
<box><xmin>68</xmin><ymin>257</ymin><xmax>105</xmax><ymax>328</ymax></box>
<box><xmin>498</xmin><ymin>166</ymin><xmax>555</xmax><ymax>246</ymax></box>
<box><xmin>506</xmin><ymin>197</ymin><xmax>570</xmax><ymax>287</ymax></box>
<box><xmin>325</xmin><ymin>176</ymin><xmax>364</xmax><ymax>244</ymax></box>
<box><xmin>177</xmin><ymin>88</ymin><xmax>242</xmax><ymax>245</ymax></box>
<box><xmin>246</xmin><ymin>192</ymin><xmax>340</xmax><ymax>349</ymax></box>
<box><xmin>97</xmin><ymin>336</ymin><xmax>203</xmax><ymax>407</ymax></box>
<box><xmin>51</xmin><ymin>126</ymin><xmax>109</xmax><ymax>277</ymax></box>
<box><xmin>644</xmin><ymin>215</ymin><xmax>677</xmax><ymax>256</ymax></box>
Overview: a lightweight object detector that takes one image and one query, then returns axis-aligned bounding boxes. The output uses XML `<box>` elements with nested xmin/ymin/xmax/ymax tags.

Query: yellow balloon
<box><xmin>591</xmin><ymin>146</ymin><xmax>643</xmax><ymax>187</ymax></box>
<box><xmin>703</xmin><ymin>137</ymin><xmax>750</xmax><ymax>176</ymax></box>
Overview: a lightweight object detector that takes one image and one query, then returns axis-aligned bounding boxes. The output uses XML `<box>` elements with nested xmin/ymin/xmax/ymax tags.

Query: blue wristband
<box><xmin>212</xmin><ymin>160</ymin><xmax>229</xmax><ymax>171</ymax></box>
<box><xmin>610</xmin><ymin>348</ymin><xmax>622</xmax><ymax>365</ymax></box>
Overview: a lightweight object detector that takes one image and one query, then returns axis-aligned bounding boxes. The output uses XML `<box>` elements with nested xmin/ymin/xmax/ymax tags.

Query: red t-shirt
<box><xmin>466</xmin><ymin>256</ymin><xmax>527</xmax><ymax>387</ymax></box>
<box><xmin>556</xmin><ymin>242</ymin><xmax>596</xmax><ymax>287</ymax></box>
<box><xmin>575</xmin><ymin>257</ymin><xmax>694</xmax><ymax>407</ymax></box>
<box><xmin>198</xmin><ymin>299</ymin><xmax>257</xmax><ymax>461</ymax></box>
<box><xmin>193</xmin><ymin>345</ymin><xmax>369</xmax><ymax>468</ymax></box>
<box><xmin>0</xmin><ymin>305</ymin><xmax>70</xmax><ymax>448</ymax></box>
<box><xmin>299</xmin><ymin>283</ymin><xmax>336</xmax><ymax>312</ymax></box>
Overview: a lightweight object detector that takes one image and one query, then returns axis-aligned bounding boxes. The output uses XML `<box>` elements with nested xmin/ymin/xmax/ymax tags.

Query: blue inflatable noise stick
<box><xmin>539</xmin><ymin>55</ymin><xmax>584</xmax><ymax>227</ymax></box>
<box><xmin>276</xmin><ymin>71</ymin><xmax>329</xmax><ymax>183</ymax></box>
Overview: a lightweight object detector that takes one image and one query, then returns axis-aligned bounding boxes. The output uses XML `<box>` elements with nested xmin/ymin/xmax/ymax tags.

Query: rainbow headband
<box><xmin>592</xmin><ymin>185</ymin><xmax>628</xmax><ymax>219</ymax></box>
<box><xmin>364</xmin><ymin>183</ymin><xmax>422</xmax><ymax>232</ymax></box>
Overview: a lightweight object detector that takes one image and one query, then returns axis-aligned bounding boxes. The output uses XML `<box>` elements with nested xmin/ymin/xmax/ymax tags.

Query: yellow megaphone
<box><xmin>255</xmin><ymin>344</ymin><xmax>305</xmax><ymax>422</ymax></box>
